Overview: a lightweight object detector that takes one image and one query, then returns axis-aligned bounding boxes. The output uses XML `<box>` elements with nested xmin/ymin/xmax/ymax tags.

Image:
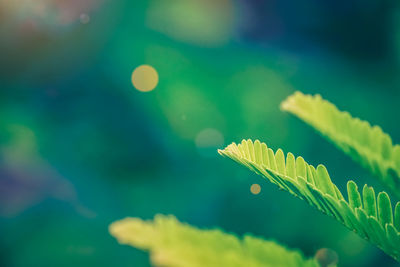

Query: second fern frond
<box><xmin>110</xmin><ymin>214</ymin><xmax>319</xmax><ymax>267</ymax></box>
<box><xmin>281</xmin><ymin>91</ymin><xmax>400</xmax><ymax>198</ymax></box>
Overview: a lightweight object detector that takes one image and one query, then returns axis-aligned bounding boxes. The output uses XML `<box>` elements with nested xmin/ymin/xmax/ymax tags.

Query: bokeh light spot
<box><xmin>250</xmin><ymin>184</ymin><xmax>261</xmax><ymax>195</ymax></box>
<box><xmin>131</xmin><ymin>65</ymin><xmax>159</xmax><ymax>92</ymax></box>
<box><xmin>339</xmin><ymin>232</ymin><xmax>367</xmax><ymax>256</ymax></box>
<box><xmin>80</xmin><ymin>13</ymin><xmax>90</xmax><ymax>24</ymax></box>
<box><xmin>195</xmin><ymin>128</ymin><xmax>224</xmax><ymax>157</ymax></box>
<box><xmin>314</xmin><ymin>248</ymin><xmax>339</xmax><ymax>267</ymax></box>
<box><xmin>146</xmin><ymin>0</ymin><xmax>234</xmax><ymax>46</ymax></box>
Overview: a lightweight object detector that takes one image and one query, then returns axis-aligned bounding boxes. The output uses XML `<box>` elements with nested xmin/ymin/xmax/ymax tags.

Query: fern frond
<box><xmin>281</xmin><ymin>91</ymin><xmax>400</xmax><ymax>197</ymax></box>
<box><xmin>219</xmin><ymin>140</ymin><xmax>400</xmax><ymax>261</ymax></box>
<box><xmin>109</xmin><ymin>215</ymin><xmax>319</xmax><ymax>267</ymax></box>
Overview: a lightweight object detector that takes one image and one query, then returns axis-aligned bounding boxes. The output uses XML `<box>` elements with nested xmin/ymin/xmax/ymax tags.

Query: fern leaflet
<box><xmin>219</xmin><ymin>140</ymin><xmax>400</xmax><ymax>261</ymax></box>
<box><xmin>281</xmin><ymin>91</ymin><xmax>400</xmax><ymax>197</ymax></box>
<box><xmin>109</xmin><ymin>214</ymin><xmax>319</xmax><ymax>267</ymax></box>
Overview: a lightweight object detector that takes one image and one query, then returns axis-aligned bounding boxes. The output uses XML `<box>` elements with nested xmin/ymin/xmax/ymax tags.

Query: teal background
<box><xmin>1</xmin><ymin>0</ymin><xmax>400</xmax><ymax>266</ymax></box>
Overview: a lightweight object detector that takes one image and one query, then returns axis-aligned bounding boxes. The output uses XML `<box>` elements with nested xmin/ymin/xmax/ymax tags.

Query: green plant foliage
<box><xmin>218</xmin><ymin>140</ymin><xmax>400</xmax><ymax>261</ymax></box>
<box><xmin>109</xmin><ymin>214</ymin><xmax>319</xmax><ymax>267</ymax></box>
<box><xmin>281</xmin><ymin>91</ymin><xmax>400</xmax><ymax>197</ymax></box>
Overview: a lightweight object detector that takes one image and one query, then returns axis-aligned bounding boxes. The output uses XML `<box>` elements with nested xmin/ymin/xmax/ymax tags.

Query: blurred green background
<box><xmin>1</xmin><ymin>0</ymin><xmax>400</xmax><ymax>266</ymax></box>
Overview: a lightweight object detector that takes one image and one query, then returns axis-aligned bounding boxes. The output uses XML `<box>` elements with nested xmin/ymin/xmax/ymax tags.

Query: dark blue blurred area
<box><xmin>1</xmin><ymin>0</ymin><xmax>400</xmax><ymax>266</ymax></box>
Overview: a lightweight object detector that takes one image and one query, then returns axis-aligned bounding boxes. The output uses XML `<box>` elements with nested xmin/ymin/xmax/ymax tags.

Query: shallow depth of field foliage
<box><xmin>219</xmin><ymin>92</ymin><xmax>400</xmax><ymax>263</ymax></box>
<box><xmin>111</xmin><ymin>92</ymin><xmax>400</xmax><ymax>266</ymax></box>
<box><xmin>2</xmin><ymin>1</ymin><xmax>400</xmax><ymax>267</ymax></box>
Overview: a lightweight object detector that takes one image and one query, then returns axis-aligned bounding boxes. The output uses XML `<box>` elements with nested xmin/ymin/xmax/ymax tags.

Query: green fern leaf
<box><xmin>109</xmin><ymin>214</ymin><xmax>319</xmax><ymax>267</ymax></box>
<box><xmin>219</xmin><ymin>140</ymin><xmax>400</xmax><ymax>261</ymax></box>
<box><xmin>281</xmin><ymin>91</ymin><xmax>400</xmax><ymax>197</ymax></box>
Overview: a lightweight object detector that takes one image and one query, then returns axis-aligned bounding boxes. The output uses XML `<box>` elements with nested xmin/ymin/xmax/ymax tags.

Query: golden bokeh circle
<box><xmin>131</xmin><ymin>65</ymin><xmax>159</xmax><ymax>92</ymax></box>
<box><xmin>250</xmin><ymin>184</ymin><xmax>261</xmax><ymax>195</ymax></box>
